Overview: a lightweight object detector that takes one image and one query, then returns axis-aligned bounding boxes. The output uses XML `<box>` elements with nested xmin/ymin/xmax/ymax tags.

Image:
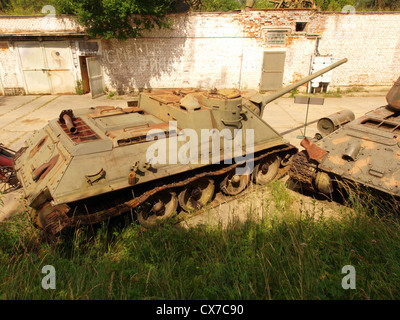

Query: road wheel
<box><xmin>137</xmin><ymin>190</ymin><xmax>178</xmax><ymax>228</ymax></box>
<box><xmin>253</xmin><ymin>156</ymin><xmax>280</xmax><ymax>185</ymax></box>
<box><xmin>178</xmin><ymin>178</ymin><xmax>215</xmax><ymax>212</ymax></box>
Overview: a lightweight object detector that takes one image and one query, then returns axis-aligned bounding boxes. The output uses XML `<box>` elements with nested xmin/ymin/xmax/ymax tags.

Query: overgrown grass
<box><xmin>1</xmin><ymin>181</ymin><xmax>400</xmax><ymax>300</ymax></box>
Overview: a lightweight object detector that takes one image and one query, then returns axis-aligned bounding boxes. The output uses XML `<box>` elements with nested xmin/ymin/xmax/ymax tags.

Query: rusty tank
<box><xmin>289</xmin><ymin>76</ymin><xmax>400</xmax><ymax>200</ymax></box>
<box><xmin>13</xmin><ymin>59</ymin><xmax>347</xmax><ymax>236</ymax></box>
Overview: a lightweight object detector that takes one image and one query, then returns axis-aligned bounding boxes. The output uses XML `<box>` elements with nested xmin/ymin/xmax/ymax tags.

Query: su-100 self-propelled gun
<box><xmin>13</xmin><ymin>58</ymin><xmax>347</xmax><ymax>236</ymax></box>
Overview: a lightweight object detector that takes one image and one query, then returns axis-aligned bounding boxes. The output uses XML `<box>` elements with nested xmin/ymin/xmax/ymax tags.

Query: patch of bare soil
<box><xmin>0</xmin><ymin>189</ymin><xmax>26</xmax><ymax>222</ymax></box>
<box><xmin>180</xmin><ymin>176</ymin><xmax>349</xmax><ymax>229</ymax></box>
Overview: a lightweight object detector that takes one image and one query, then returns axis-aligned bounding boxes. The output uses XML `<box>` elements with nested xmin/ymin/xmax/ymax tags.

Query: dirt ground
<box><xmin>180</xmin><ymin>176</ymin><xmax>348</xmax><ymax>229</ymax></box>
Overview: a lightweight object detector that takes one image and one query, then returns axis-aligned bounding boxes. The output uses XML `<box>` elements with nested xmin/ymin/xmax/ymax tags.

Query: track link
<box><xmin>289</xmin><ymin>150</ymin><xmax>319</xmax><ymax>192</ymax></box>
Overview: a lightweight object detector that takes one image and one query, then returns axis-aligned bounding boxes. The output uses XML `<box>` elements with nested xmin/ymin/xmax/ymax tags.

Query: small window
<box><xmin>296</xmin><ymin>22</ymin><xmax>308</xmax><ymax>32</ymax></box>
<box><xmin>267</xmin><ymin>31</ymin><xmax>286</xmax><ymax>46</ymax></box>
<box><xmin>78</xmin><ymin>41</ymin><xmax>99</xmax><ymax>55</ymax></box>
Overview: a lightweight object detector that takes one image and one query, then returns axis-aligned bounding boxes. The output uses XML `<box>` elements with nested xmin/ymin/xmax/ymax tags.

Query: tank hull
<box><xmin>14</xmin><ymin>89</ymin><xmax>297</xmax><ymax>235</ymax></box>
<box><xmin>290</xmin><ymin>104</ymin><xmax>400</xmax><ymax>199</ymax></box>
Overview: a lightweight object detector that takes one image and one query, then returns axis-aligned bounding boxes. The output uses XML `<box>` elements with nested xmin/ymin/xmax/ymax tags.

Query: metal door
<box><xmin>43</xmin><ymin>41</ymin><xmax>76</xmax><ymax>94</ymax></box>
<box><xmin>86</xmin><ymin>57</ymin><xmax>104</xmax><ymax>98</ymax></box>
<box><xmin>260</xmin><ymin>51</ymin><xmax>286</xmax><ymax>91</ymax></box>
<box><xmin>16</xmin><ymin>41</ymin><xmax>75</xmax><ymax>94</ymax></box>
<box><xmin>309</xmin><ymin>55</ymin><xmax>334</xmax><ymax>93</ymax></box>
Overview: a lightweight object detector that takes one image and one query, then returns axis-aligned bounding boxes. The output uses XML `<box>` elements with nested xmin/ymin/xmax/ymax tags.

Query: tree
<box><xmin>198</xmin><ymin>0</ymin><xmax>242</xmax><ymax>11</ymax></box>
<box><xmin>0</xmin><ymin>0</ymin><xmax>60</xmax><ymax>14</ymax></box>
<box><xmin>315</xmin><ymin>0</ymin><xmax>356</xmax><ymax>11</ymax></box>
<box><xmin>56</xmin><ymin>0</ymin><xmax>177</xmax><ymax>40</ymax></box>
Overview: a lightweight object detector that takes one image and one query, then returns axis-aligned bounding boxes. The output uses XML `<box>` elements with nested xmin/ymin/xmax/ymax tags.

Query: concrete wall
<box><xmin>0</xmin><ymin>10</ymin><xmax>399</xmax><ymax>95</ymax></box>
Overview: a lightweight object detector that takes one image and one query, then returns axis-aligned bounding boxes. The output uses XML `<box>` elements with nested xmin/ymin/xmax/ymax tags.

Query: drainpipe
<box><xmin>314</xmin><ymin>36</ymin><xmax>321</xmax><ymax>56</ymax></box>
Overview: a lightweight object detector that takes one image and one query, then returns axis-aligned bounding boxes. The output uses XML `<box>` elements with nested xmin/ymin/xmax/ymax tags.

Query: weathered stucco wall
<box><xmin>317</xmin><ymin>12</ymin><xmax>400</xmax><ymax>86</ymax></box>
<box><xmin>0</xmin><ymin>42</ymin><xmax>23</xmax><ymax>91</ymax></box>
<box><xmin>0</xmin><ymin>15</ymin><xmax>84</xmax><ymax>34</ymax></box>
<box><xmin>0</xmin><ymin>10</ymin><xmax>399</xmax><ymax>95</ymax></box>
<box><xmin>98</xmin><ymin>10</ymin><xmax>400</xmax><ymax>92</ymax></box>
<box><xmin>99</xmin><ymin>11</ymin><xmax>325</xmax><ymax>92</ymax></box>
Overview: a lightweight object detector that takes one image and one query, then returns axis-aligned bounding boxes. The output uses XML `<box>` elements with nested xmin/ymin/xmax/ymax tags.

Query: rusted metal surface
<box><xmin>58</xmin><ymin>117</ymin><xmax>100</xmax><ymax>143</ymax></box>
<box><xmin>178</xmin><ymin>178</ymin><xmax>215</xmax><ymax>212</ymax></box>
<box><xmin>29</xmin><ymin>136</ymin><xmax>48</xmax><ymax>158</ymax></box>
<box><xmin>300</xmin><ymin>137</ymin><xmax>327</xmax><ymax>162</ymax></box>
<box><xmin>87</xmin><ymin>106</ymin><xmax>144</xmax><ymax>119</ymax></box>
<box><xmin>149</xmin><ymin>91</ymin><xmax>183</xmax><ymax>104</ymax></box>
<box><xmin>85</xmin><ymin>168</ymin><xmax>106</xmax><ymax>185</ymax></box>
<box><xmin>43</xmin><ymin>207</ymin><xmax>71</xmax><ymax>236</ymax></box>
<box><xmin>106</xmin><ymin>122</ymin><xmax>174</xmax><ymax>147</ymax></box>
<box><xmin>289</xmin><ymin>150</ymin><xmax>318</xmax><ymax>191</ymax></box>
<box><xmin>0</xmin><ymin>166</ymin><xmax>20</xmax><ymax>193</ymax></box>
<box><xmin>0</xmin><ymin>144</ymin><xmax>21</xmax><ymax>193</ymax></box>
<box><xmin>59</xmin><ymin>110</ymin><xmax>77</xmax><ymax>134</ymax></box>
<box><xmin>291</xmin><ymin>76</ymin><xmax>400</xmax><ymax>200</ymax></box>
<box><xmin>32</xmin><ymin>154</ymin><xmax>59</xmax><ymax>181</ymax></box>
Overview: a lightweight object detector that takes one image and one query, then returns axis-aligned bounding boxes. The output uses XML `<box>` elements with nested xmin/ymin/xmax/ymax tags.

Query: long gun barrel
<box><xmin>261</xmin><ymin>58</ymin><xmax>348</xmax><ymax>115</ymax></box>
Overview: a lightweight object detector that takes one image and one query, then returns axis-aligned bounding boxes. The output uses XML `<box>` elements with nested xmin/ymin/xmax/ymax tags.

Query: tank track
<box><xmin>288</xmin><ymin>150</ymin><xmax>319</xmax><ymax>192</ymax></box>
<box><xmin>39</xmin><ymin>144</ymin><xmax>298</xmax><ymax>236</ymax></box>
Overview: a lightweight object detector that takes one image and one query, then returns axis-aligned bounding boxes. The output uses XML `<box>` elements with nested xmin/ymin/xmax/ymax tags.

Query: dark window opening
<box><xmin>296</xmin><ymin>22</ymin><xmax>308</xmax><ymax>32</ymax></box>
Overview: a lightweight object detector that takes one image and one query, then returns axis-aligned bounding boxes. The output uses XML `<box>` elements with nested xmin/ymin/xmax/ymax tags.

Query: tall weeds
<box><xmin>1</xmin><ymin>181</ymin><xmax>400</xmax><ymax>299</ymax></box>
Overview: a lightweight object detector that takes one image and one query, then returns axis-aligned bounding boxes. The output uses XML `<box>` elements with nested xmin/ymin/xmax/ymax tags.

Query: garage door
<box><xmin>16</xmin><ymin>41</ymin><xmax>76</xmax><ymax>94</ymax></box>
